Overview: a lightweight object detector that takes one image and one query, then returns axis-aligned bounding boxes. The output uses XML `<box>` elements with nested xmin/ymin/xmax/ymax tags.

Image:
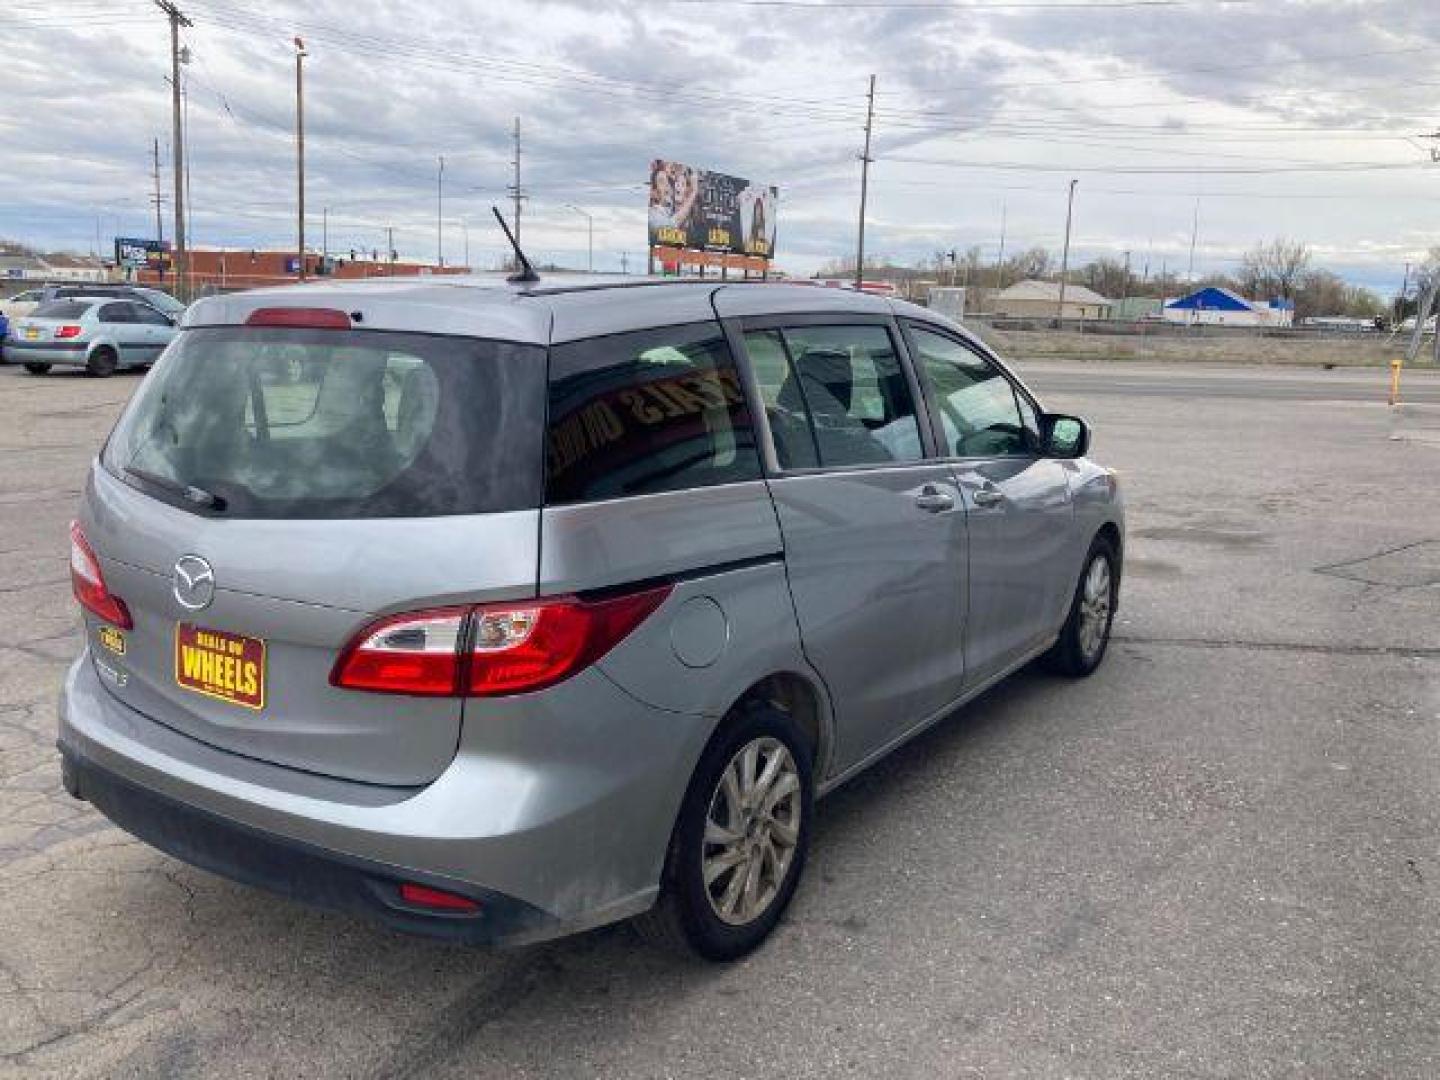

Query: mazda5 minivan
<box><xmin>58</xmin><ymin>276</ymin><xmax>1124</xmax><ymax>960</ymax></box>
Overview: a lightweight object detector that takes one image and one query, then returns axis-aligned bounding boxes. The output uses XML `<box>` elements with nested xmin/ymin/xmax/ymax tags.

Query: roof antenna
<box><xmin>492</xmin><ymin>206</ymin><xmax>539</xmax><ymax>284</ymax></box>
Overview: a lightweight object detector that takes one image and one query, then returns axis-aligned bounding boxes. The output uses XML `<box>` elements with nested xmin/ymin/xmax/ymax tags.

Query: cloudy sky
<box><xmin>4</xmin><ymin>0</ymin><xmax>1438</xmax><ymax>292</ymax></box>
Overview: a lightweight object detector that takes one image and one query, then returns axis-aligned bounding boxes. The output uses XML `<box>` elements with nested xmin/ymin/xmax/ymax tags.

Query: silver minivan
<box><xmin>57</xmin><ymin>276</ymin><xmax>1124</xmax><ymax>960</ymax></box>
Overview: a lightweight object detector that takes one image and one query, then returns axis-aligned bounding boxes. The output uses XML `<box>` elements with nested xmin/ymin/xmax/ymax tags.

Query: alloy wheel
<box><xmin>702</xmin><ymin>736</ymin><xmax>802</xmax><ymax>926</ymax></box>
<box><xmin>1078</xmin><ymin>555</ymin><xmax>1112</xmax><ymax>660</ymax></box>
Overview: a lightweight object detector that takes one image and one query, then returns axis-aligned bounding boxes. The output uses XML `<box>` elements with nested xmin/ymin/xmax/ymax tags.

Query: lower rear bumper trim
<box><xmin>58</xmin><ymin>739</ymin><xmax>556</xmax><ymax>946</ymax></box>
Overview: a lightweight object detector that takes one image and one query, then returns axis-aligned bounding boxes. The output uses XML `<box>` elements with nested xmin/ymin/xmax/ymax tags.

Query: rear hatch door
<box><xmin>82</xmin><ymin>323</ymin><xmax>547</xmax><ymax>786</ymax></box>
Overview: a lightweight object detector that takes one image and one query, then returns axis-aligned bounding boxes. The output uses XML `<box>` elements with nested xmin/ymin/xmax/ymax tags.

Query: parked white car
<box><xmin>8</xmin><ymin>297</ymin><xmax>178</xmax><ymax>376</ymax></box>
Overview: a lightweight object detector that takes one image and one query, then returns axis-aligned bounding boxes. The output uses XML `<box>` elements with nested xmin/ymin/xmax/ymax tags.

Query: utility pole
<box><xmin>566</xmin><ymin>204</ymin><xmax>594</xmax><ymax>273</ymax></box>
<box><xmin>436</xmin><ymin>156</ymin><xmax>445</xmax><ymax>267</ymax></box>
<box><xmin>1122</xmin><ymin>249</ymin><xmax>1132</xmax><ymax>298</ymax></box>
<box><xmin>461</xmin><ymin>219</ymin><xmax>469</xmax><ymax>270</ymax></box>
<box><xmin>151</xmin><ymin>138</ymin><xmax>165</xmax><ymax>248</ymax></box>
<box><xmin>155</xmin><ymin>1</ymin><xmax>191</xmax><ymax>297</ymax></box>
<box><xmin>1056</xmin><ymin>178</ymin><xmax>1077</xmax><ymax>322</ymax></box>
<box><xmin>993</xmin><ymin>201</ymin><xmax>1007</xmax><ymax>300</ymax></box>
<box><xmin>321</xmin><ymin>206</ymin><xmax>328</xmax><ymax>270</ymax></box>
<box><xmin>854</xmin><ymin>74</ymin><xmax>876</xmax><ymax>291</ymax></box>
<box><xmin>294</xmin><ymin>36</ymin><xmax>307</xmax><ymax>281</ymax></box>
<box><xmin>386</xmin><ymin>226</ymin><xmax>395</xmax><ymax>274</ymax></box>
<box><xmin>620</xmin><ymin>251</ymin><xmax>630</xmax><ymax>275</ymax></box>
<box><xmin>1187</xmin><ymin>197</ymin><xmax>1200</xmax><ymax>283</ymax></box>
<box><xmin>509</xmin><ymin>117</ymin><xmax>526</xmax><ymax>250</ymax></box>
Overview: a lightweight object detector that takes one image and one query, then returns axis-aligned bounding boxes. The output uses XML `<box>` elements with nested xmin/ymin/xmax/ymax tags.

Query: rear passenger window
<box><xmin>744</xmin><ymin>324</ymin><xmax>924</xmax><ymax>469</ymax></box>
<box><xmin>546</xmin><ymin>323</ymin><xmax>762</xmax><ymax>504</ymax></box>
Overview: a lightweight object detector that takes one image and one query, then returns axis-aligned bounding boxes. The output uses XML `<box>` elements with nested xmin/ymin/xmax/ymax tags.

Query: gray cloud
<box><xmin>2</xmin><ymin>0</ymin><xmax>1435</xmax><ymax>288</ymax></box>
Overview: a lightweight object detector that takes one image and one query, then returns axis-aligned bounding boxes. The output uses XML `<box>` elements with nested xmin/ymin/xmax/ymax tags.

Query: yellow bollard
<box><xmin>1389</xmin><ymin>357</ymin><xmax>1403</xmax><ymax>406</ymax></box>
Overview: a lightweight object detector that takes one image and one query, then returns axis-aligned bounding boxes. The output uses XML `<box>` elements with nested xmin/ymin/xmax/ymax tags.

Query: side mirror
<box><xmin>1044</xmin><ymin>413</ymin><xmax>1090</xmax><ymax>458</ymax></box>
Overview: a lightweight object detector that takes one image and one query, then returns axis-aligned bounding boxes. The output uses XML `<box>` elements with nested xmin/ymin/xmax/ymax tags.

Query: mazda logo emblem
<box><xmin>172</xmin><ymin>555</ymin><xmax>215</xmax><ymax>611</ymax></box>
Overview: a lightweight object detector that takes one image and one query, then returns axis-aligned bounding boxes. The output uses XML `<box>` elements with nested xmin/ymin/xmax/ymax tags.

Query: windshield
<box><xmin>140</xmin><ymin>292</ymin><xmax>185</xmax><ymax>314</ymax></box>
<box><xmin>101</xmin><ymin>327</ymin><xmax>546</xmax><ymax>519</ymax></box>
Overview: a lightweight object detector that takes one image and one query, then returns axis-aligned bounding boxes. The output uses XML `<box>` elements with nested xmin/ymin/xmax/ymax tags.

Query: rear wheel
<box><xmin>86</xmin><ymin>347</ymin><xmax>117</xmax><ymax>378</ymax></box>
<box><xmin>634</xmin><ymin>702</ymin><xmax>813</xmax><ymax>960</ymax></box>
<box><xmin>23</xmin><ymin>362</ymin><xmax>51</xmax><ymax>375</ymax></box>
<box><xmin>1044</xmin><ymin>534</ymin><xmax>1118</xmax><ymax>677</ymax></box>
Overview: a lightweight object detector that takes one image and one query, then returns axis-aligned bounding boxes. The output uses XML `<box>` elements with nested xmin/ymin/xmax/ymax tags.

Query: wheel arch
<box><xmin>723</xmin><ymin>670</ymin><xmax>834</xmax><ymax>782</ymax></box>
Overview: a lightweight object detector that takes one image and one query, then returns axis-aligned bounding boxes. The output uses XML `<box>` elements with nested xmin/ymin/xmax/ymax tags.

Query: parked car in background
<box><xmin>8</xmin><ymin>297</ymin><xmax>178</xmax><ymax>376</ymax></box>
<box><xmin>1</xmin><ymin>284</ymin><xmax>184</xmax><ymax>323</ymax></box>
<box><xmin>0</xmin><ymin>310</ymin><xmax>9</xmax><ymax>364</ymax></box>
<box><xmin>0</xmin><ymin>288</ymin><xmax>50</xmax><ymax>321</ymax></box>
<box><xmin>48</xmin><ymin>284</ymin><xmax>185</xmax><ymax>317</ymax></box>
<box><xmin>57</xmin><ymin>277</ymin><xmax>1124</xmax><ymax>959</ymax></box>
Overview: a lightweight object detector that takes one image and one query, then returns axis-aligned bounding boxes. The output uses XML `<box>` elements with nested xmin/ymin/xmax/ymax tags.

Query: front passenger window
<box><xmin>909</xmin><ymin>327</ymin><xmax>1032</xmax><ymax>458</ymax></box>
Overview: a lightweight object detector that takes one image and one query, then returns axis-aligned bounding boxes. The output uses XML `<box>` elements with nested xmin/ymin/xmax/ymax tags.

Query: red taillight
<box><xmin>69</xmin><ymin>522</ymin><xmax>131</xmax><ymax>629</ymax></box>
<box><xmin>330</xmin><ymin>585</ymin><xmax>672</xmax><ymax>698</ymax></box>
<box><xmin>54</xmin><ymin>324</ymin><xmax>82</xmax><ymax>339</ymax></box>
<box><xmin>328</xmin><ymin>607</ymin><xmax>468</xmax><ymax>696</ymax></box>
<box><xmin>397</xmin><ymin>883</ymin><xmax>481</xmax><ymax>913</ymax></box>
<box><xmin>245</xmin><ymin>307</ymin><xmax>351</xmax><ymax>329</ymax></box>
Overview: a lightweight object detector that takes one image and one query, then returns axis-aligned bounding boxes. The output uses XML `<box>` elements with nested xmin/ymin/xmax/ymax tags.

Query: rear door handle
<box><xmin>914</xmin><ymin>485</ymin><xmax>955</xmax><ymax>513</ymax></box>
<box><xmin>972</xmin><ymin>488</ymin><xmax>1004</xmax><ymax>508</ymax></box>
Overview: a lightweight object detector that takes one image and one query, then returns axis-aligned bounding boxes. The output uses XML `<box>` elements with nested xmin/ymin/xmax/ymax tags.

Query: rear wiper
<box><xmin>123</xmin><ymin>466</ymin><xmax>227</xmax><ymax>511</ymax></box>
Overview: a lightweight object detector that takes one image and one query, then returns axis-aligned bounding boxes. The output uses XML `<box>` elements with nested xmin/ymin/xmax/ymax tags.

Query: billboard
<box><xmin>115</xmin><ymin>237</ymin><xmax>171</xmax><ymax>270</ymax></box>
<box><xmin>648</xmin><ymin>160</ymin><xmax>777</xmax><ymax>259</ymax></box>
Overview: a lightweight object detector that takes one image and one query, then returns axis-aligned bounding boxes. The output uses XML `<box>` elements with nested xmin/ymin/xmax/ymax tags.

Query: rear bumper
<box><xmin>6</xmin><ymin>342</ymin><xmax>88</xmax><ymax>365</ymax></box>
<box><xmin>59</xmin><ymin>740</ymin><xmax>551</xmax><ymax>944</ymax></box>
<box><xmin>58</xmin><ymin>652</ymin><xmax>716</xmax><ymax>945</ymax></box>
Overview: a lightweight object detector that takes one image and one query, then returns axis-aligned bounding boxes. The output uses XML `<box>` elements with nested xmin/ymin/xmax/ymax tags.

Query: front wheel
<box><xmin>634</xmin><ymin>703</ymin><xmax>813</xmax><ymax>960</ymax></box>
<box><xmin>1044</xmin><ymin>535</ymin><xmax>1118</xmax><ymax>677</ymax></box>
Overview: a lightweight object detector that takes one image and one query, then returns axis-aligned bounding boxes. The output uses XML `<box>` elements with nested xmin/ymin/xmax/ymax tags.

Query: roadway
<box><xmin>1020</xmin><ymin>359</ymin><xmax>1440</xmax><ymax>403</ymax></box>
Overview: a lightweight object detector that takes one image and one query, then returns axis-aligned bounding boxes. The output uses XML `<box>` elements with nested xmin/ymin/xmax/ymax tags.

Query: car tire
<box><xmin>23</xmin><ymin>362</ymin><xmax>51</xmax><ymax>375</ymax></box>
<box><xmin>1044</xmin><ymin>533</ymin><xmax>1119</xmax><ymax>678</ymax></box>
<box><xmin>86</xmin><ymin>347</ymin><xmax>118</xmax><ymax>378</ymax></box>
<box><xmin>633</xmin><ymin>701</ymin><xmax>813</xmax><ymax>961</ymax></box>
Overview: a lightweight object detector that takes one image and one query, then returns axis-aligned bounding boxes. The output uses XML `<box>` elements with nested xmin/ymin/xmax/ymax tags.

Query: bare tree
<box><xmin>1238</xmin><ymin>238</ymin><xmax>1311</xmax><ymax>302</ymax></box>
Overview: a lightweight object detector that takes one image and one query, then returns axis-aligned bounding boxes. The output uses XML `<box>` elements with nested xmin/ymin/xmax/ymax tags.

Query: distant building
<box><xmin>1110</xmin><ymin>296</ymin><xmax>1163</xmax><ymax>321</ymax></box>
<box><xmin>134</xmin><ymin>248</ymin><xmax>471</xmax><ymax>292</ymax></box>
<box><xmin>38</xmin><ymin>254</ymin><xmax>108</xmax><ymax>282</ymax></box>
<box><xmin>1163</xmin><ymin>286</ymin><xmax>1293</xmax><ymax>327</ymax></box>
<box><xmin>993</xmin><ymin>280</ymin><xmax>1111</xmax><ymax>320</ymax></box>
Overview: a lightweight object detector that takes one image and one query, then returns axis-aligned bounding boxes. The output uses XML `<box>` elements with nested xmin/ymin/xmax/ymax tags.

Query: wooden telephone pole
<box><xmin>854</xmin><ymin>75</ymin><xmax>875</xmax><ymax>291</ymax></box>
<box><xmin>154</xmin><ymin>1</ymin><xmax>191</xmax><ymax>295</ymax></box>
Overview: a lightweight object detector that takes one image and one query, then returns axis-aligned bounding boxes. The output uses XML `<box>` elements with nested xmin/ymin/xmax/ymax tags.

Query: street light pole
<box><xmin>294</xmin><ymin>36</ymin><xmax>306</xmax><ymax>281</ymax></box>
<box><xmin>436</xmin><ymin>156</ymin><xmax>445</xmax><ymax>268</ymax></box>
<box><xmin>565</xmin><ymin>204</ymin><xmax>594</xmax><ymax>273</ymax></box>
<box><xmin>1056</xmin><ymin>178</ymin><xmax>1078</xmax><ymax>322</ymax></box>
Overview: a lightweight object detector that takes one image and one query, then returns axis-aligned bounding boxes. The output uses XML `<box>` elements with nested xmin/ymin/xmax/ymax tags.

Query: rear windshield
<box><xmin>32</xmin><ymin>301</ymin><xmax>94</xmax><ymax>319</ymax></box>
<box><xmin>101</xmin><ymin>327</ymin><xmax>546</xmax><ymax>519</ymax></box>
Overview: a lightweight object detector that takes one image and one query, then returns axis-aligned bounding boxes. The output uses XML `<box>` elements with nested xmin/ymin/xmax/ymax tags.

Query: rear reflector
<box><xmin>245</xmin><ymin>307</ymin><xmax>351</xmax><ymax>330</ymax></box>
<box><xmin>331</xmin><ymin>584</ymin><xmax>673</xmax><ymax>698</ymax></box>
<box><xmin>69</xmin><ymin>521</ymin><xmax>132</xmax><ymax>629</ymax></box>
<box><xmin>398</xmin><ymin>883</ymin><xmax>482</xmax><ymax>913</ymax></box>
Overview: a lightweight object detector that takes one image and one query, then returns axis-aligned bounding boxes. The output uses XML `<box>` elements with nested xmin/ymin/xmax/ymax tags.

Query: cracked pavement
<box><xmin>0</xmin><ymin>359</ymin><xmax>1437</xmax><ymax>1078</ymax></box>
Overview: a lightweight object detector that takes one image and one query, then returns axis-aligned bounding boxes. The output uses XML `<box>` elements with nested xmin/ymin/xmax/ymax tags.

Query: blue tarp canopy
<box><xmin>1165</xmin><ymin>286</ymin><xmax>1252</xmax><ymax>312</ymax></box>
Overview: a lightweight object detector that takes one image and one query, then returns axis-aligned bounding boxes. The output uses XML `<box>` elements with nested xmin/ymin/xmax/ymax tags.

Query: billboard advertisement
<box><xmin>648</xmin><ymin>160</ymin><xmax>777</xmax><ymax>259</ymax></box>
<box><xmin>114</xmin><ymin>237</ymin><xmax>171</xmax><ymax>270</ymax></box>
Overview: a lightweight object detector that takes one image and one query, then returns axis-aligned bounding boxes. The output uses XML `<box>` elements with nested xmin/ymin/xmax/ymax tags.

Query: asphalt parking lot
<box><xmin>2</xmin><ymin>358</ymin><xmax>1438</xmax><ymax>1078</ymax></box>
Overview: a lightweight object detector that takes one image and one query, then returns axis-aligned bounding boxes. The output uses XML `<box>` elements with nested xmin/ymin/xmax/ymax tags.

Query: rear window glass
<box><xmin>545</xmin><ymin>322</ymin><xmax>762</xmax><ymax>504</ymax></box>
<box><xmin>102</xmin><ymin>328</ymin><xmax>546</xmax><ymax>519</ymax></box>
<box><xmin>32</xmin><ymin>301</ymin><xmax>94</xmax><ymax>319</ymax></box>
